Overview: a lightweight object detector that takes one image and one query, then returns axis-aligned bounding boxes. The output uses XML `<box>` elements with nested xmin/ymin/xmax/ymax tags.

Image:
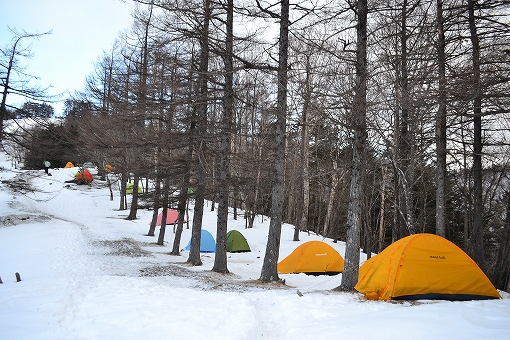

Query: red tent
<box><xmin>154</xmin><ymin>209</ymin><xmax>185</xmax><ymax>226</ymax></box>
<box><xmin>75</xmin><ymin>169</ymin><xmax>93</xmax><ymax>183</ymax></box>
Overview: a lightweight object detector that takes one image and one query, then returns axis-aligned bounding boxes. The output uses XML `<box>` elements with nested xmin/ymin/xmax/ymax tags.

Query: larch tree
<box><xmin>337</xmin><ymin>0</ymin><xmax>368</xmax><ymax>291</ymax></box>
<box><xmin>259</xmin><ymin>0</ymin><xmax>290</xmax><ymax>282</ymax></box>
<box><xmin>0</xmin><ymin>29</ymin><xmax>52</xmax><ymax>143</ymax></box>
<box><xmin>212</xmin><ymin>0</ymin><xmax>234</xmax><ymax>273</ymax></box>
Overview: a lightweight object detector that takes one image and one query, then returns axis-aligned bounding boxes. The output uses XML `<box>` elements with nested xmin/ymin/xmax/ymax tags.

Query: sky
<box><xmin>0</xmin><ymin>0</ymin><xmax>134</xmax><ymax>115</ymax></box>
<box><xmin>1</xmin><ymin>140</ymin><xmax>510</xmax><ymax>339</ymax></box>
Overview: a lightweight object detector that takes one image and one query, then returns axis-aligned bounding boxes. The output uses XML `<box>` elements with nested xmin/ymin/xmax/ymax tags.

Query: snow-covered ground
<box><xmin>1</xmin><ymin>150</ymin><xmax>509</xmax><ymax>340</ymax></box>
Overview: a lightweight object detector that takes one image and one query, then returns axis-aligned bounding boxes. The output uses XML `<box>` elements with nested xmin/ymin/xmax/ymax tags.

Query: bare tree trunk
<box><xmin>171</xmin><ymin>181</ymin><xmax>189</xmax><ymax>255</ymax></box>
<box><xmin>106</xmin><ymin>174</ymin><xmax>114</xmax><ymax>201</ymax></box>
<box><xmin>119</xmin><ymin>172</ymin><xmax>128</xmax><ymax>210</ymax></box>
<box><xmin>260</xmin><ymin>0</ymin><xmax>289</xmax><ymax>282</ymax></box>
<box><xmin>468</xmin><ymin>0</ymin><xmax>485</xmax><ymax>270</ymax></box>
<box><xmin>435</xmin><ymin>0</ymin><xmax>447</xmax><ymax>237</ymax></box>
<box><xmin>295</xmin><ymin>58</ymin><xmax>312</xmax><ymax>240</ymax></box>
<box><xmin>213</xmin><ymin>0</ymin><xmax>234</xmax><ymax>274</ymax></box>
<box><xmin>338</xmin><ymin>0</ymin><xmax>368</xmax><ymax>291</ymax></box>
<box><xmin>157</xmin><ymin>180</ymin><xmax>169</xmax><ymax>246</ymax></box>
<box><xmin>148</xmin><ymin>178</ymin><xmax>161</xmax><ymax>236</ymax></box>
<box><xmin>378</xmin><ymin>161</ymin><xmax>387</xmax><ymax>253</ymax></box>
<box><xmin>398</xmin><ymin>0</ymin><xmax>414</xmax><ymax>237</ymax></box>
<box><xmin>127</xmin><ymin>174</ymin><xmax>140</xmax><ymax>220</ymax></box>
<box><xmin>461</xmin><ymin>115</ymin><xmax>471</xmax><ymax>249</ymax></box>
<box><xmin>187</xmin><ymin>0</ymin><xmax>211</xmax><ymax>267</ymax></box>
<box><xmin>492</xmin><ymin>191</ymin><xmax>510</xmax><ymax>289</ymax></box>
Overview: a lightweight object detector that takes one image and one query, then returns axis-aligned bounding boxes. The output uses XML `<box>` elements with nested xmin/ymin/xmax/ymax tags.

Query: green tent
<box><xmin>226</xmin><ymin>230</ymin><xmax>251</xmax><ymax>252</ymax></box>
<box><xmin>126</xmin><ymin>182</ymin><xmax>143</xmax><ymax>194</ymax></box>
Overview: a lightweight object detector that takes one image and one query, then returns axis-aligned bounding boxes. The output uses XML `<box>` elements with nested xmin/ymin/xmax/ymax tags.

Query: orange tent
<box><xmin>75</xmin><ymin>169</ymin><xmax>93</xmax><ymax>183</ymax></box>
<box><xmin>64</xmin><ymin>162</ymin><xmax>75</xmax><ymax>168</ymax></box>
<box><xmin>278</xmin><ymin>241</ymin><xmax>344</xmax><ymax>275</ymax></box>
<box><xmin>355</xmin><ymin>233</ymin><xmax>500</xmax><ymax>301</ymax></box>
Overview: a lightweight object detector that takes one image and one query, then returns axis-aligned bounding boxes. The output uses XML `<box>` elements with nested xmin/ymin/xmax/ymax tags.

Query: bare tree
<box><xmin>259</xmin><ymin>0</ymin><xmax>290</xmax><ymax>282</ymax></box>
<box><xmin>1</xmin><ymin>29</ymin><xmax>52</xmax><ymax>142</ymax></box>
<box><xmin>337</xmin><ymin>0</ymin><xmax>368</xmax><ymax>291</ymax></box>
<box><xmin>212</xmin><ymin>0</ymin><xmax>234</xmax><ymax>273</ymax></box>
<box><xmin>435</xmin><ymin>0</ymin><xmax>447</xmax><ymax>237</ymax></box>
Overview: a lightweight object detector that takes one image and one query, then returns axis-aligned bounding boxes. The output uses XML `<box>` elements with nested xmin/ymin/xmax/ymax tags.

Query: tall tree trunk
<box><xmin>467</xmin><ymin>0</ymin><xmax>485</xmax><ymax>270</ymax></box>
<box><xmin>127</xmin><ymin>174</ymin><xmax>140</xmax><ymax>220</ymax></box>
<box><xmin>148</xmin><ymin>178</ymin><xmax>161</xmax><ymax>236</ymax></box>
<box><xmin>398</xmin><ymin>0</ymin><xmax>414</xmax><ymax>237</ymax></box>
<box><xmin>171</xmin><ymin>181</ymin><xmax>189</xmax><ymax>255</ymax></box>
<box><xmin>187</xmin><ymin>0</ymin><xmax>211</xmax><ymax>266</ymax></box>
<box><xmin>435</xmin><ymin>0</ymin><xmax>447</xmax><ymax>237</ymax></box>
<box><xmin>119</xmin><ymin>172</ymin><xmax>128</xmax><ymax>210</ymax></box>
<box><xmin>337</xmin><ymin>0</ymin><xmax>368</xmax><ymax>291</ymax></box>
<box><xmin>295</xmin><ymin>57</ymin><xmax>312</xmax><ymax>240</ymax></box>
<box><xmin>492</xmin><ymin>191</ymin><xmax>510</xmax><ymax>289</ymax></box>
<box><xmin>157</xmin><ymin>180</ymin><xmax>169</xmax><ymax>246</ymax></box>
<box><xmin>378</xmin><ymin>161</ymin><xmax>387</xmax><ymax>253</ymax></box>
<box><xmin>259</xmin><ymin>0</ymin><xmax>289</xmax><ymax>282</ymax></box>
<box><xmin>213</xmin><ymin>0</ymin><xmax>234</xmax><ymax>273</ymax></box>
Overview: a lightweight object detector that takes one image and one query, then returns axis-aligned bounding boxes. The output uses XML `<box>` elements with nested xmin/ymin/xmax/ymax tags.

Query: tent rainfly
<box><xmin>152</xmin><ymin>209</ymin><xmax>184</xmax><ymax>226</ymax></box>
<box><xmin>226</xmin><ymin>230</ymin><xmax>251</xmax><ymax>252</ymax></box>
<box><xmin>64</xmin><ymin>162</ymin><xmax>75</xmax><ymax>168</ymax></box>
<box><xmin>355</xmin><ymin>233</ymin><xmax>501</xmax><ymax>301</ymax></box>
<box><xmin>75</xmin><ymin>169</ymin><xmax>93</xmax><ymax>183</ymax></box>
<box><xmin>126</xmin><ymin>182</ymin><xmax>143</xmax><ymax>194</ymax></box>
<box><xmin>184</xmin><ymin>229</ymin><xmax>215</xmax><ymax>253</ymax></box>
<box><xmin>277</xmin><ymin>240</ymin><xmax>344</xmax><ymax>275</ymax></box>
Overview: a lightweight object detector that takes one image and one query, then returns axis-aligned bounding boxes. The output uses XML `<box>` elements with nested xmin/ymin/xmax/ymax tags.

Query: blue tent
<box><xmin>184</xmin><ymin>229</ymin><xmax>216</xmax><ymax>253</ymax></box>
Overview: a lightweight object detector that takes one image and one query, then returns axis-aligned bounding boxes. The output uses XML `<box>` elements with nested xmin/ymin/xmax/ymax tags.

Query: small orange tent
<box><xmin>355</xmin><ymin>233</ymin><xmax>500</xmax><ymax>301</ymax></box>
<box><xmin>64</xmin><ymin>162</ymin><xmax>75</xmax><ymax>168</ymax></box>
<box><xmin>75</xmin><ymin>169</ymin><xmax>93</xmax><ymax>183</ymax></box>
<box><xmin>278</xmin><ymin>241</ymin><xmax>344</xmax><ymax>275</ymax></box>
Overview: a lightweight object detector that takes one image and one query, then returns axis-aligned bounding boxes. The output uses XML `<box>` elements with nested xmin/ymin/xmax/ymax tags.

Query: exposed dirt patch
<box><xmin>93</xmin><ymin>238</ymin><xmax>154</xmax><ymax>257</ymax></box>
<box><xmin>139</xmin><ymin>262</ymin><xmax>290</xmax><ymax>292</ymax></box>
<box><xmin>0</xmin><ymin>214</ymin><xmax>51</xmax><ymax>227</ymax></box>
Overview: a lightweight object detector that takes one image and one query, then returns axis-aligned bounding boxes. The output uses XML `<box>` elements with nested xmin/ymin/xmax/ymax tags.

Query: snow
<box><xmin>1</xmin><ymin>150</ymin><xmax>510</xmax><ymax>340</ymax></box>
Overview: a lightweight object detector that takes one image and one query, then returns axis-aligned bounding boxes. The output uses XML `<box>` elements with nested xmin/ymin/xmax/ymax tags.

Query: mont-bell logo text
<box><xmin>430</xmin><ymin>255</ymin><xmax>446</xmax><ymax>260</ymax></box>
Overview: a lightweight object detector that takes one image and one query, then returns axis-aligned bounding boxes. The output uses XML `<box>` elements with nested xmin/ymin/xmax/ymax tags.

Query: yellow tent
<box><xmin>64</xmin><ymin>162</ymin><xmax>75</xmax><ymax>168</ymax></box>
<box><xmin>278</xmin><ymin>241</ymin><xmax>344</xmax><ymax>275</ymax></box>
<box><xmin>355</xmin><ymin>233</ymin><xmax>500</xmax><ymax>301</ymax></box>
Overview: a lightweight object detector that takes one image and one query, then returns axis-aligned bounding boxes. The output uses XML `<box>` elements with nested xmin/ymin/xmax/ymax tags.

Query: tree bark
<box><xmin>157</xmin><ymin>180</ymin><xmax>169</xmax><ymax>246</ymax></box>
<box><xmin>467</xmin><ymin>0</ymin><xmax>485</xmax><ymax>270</ymax></box>
<box><xmin>435</xmin><ymin>0</ymin><xmax>447</xmax><ymax>237</ymax></box>
<box><xmin>338</xmin><ymin>0</ymin><xmax>368</xmax><ymax>291</ymax></box>
<box><xmin>171</xmin><ymin>182</ymin><xmax>189</xmax><ymax>255</ymax></box>
<box><xmin>127</xmin><ymin>174</ymin><xmax>140</xmax><ymax>220</ymax></box>
<box><xmin>259</xmin><ymin>0</ymin><xmax>289</xmax><ymax>282</ymax></box>
<box><xmin>148</xmin><ymin>178</ymin><xmax>161</xmax><ymax>236</ymax></box>
<box><xmin>187</xmin><ymin>0</ymin><xmax>211</xmax><ymax>266</ymax></box>
<box><xmin>213</xmin><ymin>0</ymin><xmax>234</xmax><ymax>274</ymax></box>
<box><xmin>492</xmin><ymin>191</ymin><xmax>510</xmax><ymax>289</ymax></box>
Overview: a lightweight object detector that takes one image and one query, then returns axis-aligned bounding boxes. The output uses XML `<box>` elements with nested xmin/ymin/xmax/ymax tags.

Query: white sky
<box><xmin>0</xmin><ymin>0</ymin><xmax>134</xmax><ymax>115</ymax></box>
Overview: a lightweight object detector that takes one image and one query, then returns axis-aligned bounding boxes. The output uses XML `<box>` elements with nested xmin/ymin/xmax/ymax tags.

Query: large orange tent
<box><xmin>355</xmin><ymin>233</ymin><xmax>500</xmax><ymax>301</ymax></box>
<box><xmin>278</xmin><ymin>240</ymin><xmax>344</xmax><ymax>275</ymax></box>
